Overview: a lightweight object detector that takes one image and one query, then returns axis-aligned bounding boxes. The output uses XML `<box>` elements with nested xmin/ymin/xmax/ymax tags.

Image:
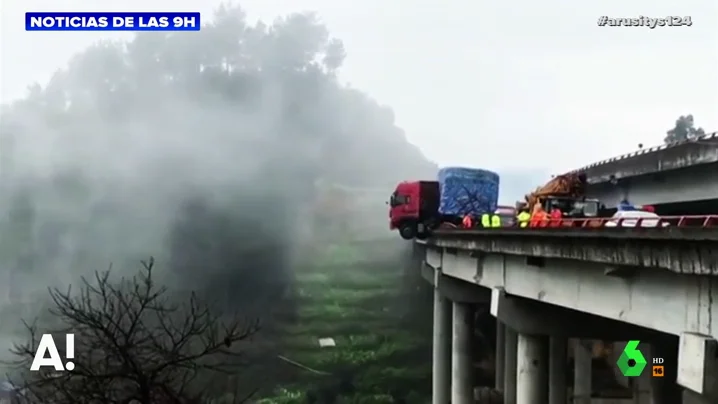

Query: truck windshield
<box><xmin>389</xmin><ymin>192</ymin><xmax>398</xmax><ymax>207</ymax></box>
<box><xmin>567</xmin><ymin>201</ymin><xmax>599</xmax><ymax>217</ymax></box>
<box><xmin>389</xmin><ymin>192</ymin><xmax>408</xmax><ymax>207</ymax></box>
<box><xmin>547</xmin><ymin>198</ymin><xmax>573</xmax><ymax>212</ymax></box>
<box><xmin>581</xmin><ymin>201</ymin><xmax>599</xmax><ymax>217</ymax></box>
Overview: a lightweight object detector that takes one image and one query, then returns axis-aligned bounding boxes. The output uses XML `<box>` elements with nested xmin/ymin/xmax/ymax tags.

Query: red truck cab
<box><xmin>389</xmin><ymin>181</ymin><xmax>440</xmax><ymax>240</ymax></box>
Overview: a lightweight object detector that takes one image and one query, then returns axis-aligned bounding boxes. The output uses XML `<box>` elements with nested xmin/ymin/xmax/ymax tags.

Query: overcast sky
<box><xmin>1</xmin><ymin>0</ymin><xmax>717</xmax><ymax>173</ymax></box>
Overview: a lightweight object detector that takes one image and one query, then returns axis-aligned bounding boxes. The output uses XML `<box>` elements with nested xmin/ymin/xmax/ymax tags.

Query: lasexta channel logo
<box><xmin>616</xmin><ymin>340</ymin><xmax>647</xmax><ymax>376</ymax></box>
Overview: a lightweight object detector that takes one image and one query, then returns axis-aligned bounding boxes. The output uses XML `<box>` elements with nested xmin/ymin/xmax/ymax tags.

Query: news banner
<box><xmin>25</xmin><ymin>12</ymin><xmax>200</xmax><ymax>31</ymax></box>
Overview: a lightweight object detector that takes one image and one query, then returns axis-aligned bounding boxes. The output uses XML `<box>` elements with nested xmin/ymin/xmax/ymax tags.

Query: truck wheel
<box><xmin>399</xmin><ymin>223</ymin><xmax>417</xmax><ymax>240</ymax></box>
<box><xmin>416</xmin><ymin>222</ymin><xmax>431</xmax><ymax>240</ymax></box>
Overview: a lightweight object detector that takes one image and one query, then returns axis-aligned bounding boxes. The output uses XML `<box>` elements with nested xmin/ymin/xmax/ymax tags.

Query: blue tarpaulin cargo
<box><xmin>438</xmin><ymin>167</ymin><xmax>499</xmax><ymax>217</ymax></box>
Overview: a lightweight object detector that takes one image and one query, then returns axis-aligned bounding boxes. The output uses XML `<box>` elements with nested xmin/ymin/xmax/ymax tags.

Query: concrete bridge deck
<box><xmin>570</xmin><ymin>131</ymin><xmax>718</xmax><ymax>185</ymax></box>
<box><xmin>566</xmin><ymin>131</ymin><xmax>718</xmax><ymax>207</ymax></box>
<box><xmin>428</xmin><ymin>227</ymin><xmax>718</xmax><ymax>274</ymax></box>
<box><xmin>418</xmin><ymin>230</ymin><xmax>718</xmax><ymax>404</ymax></box>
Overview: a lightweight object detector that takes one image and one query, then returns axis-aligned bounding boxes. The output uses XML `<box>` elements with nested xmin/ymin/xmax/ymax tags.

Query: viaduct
<box><xmin>417</xmin><ymin>132</ymin><xmax>718</xmax><ymax>404</ymax></box>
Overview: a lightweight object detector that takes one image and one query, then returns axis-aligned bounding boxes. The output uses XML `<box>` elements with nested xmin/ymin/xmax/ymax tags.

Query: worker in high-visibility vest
<box><xmin>549</xmin><ymin>208</ymin><xmax>562</xmax><ymax>227</ymax></box>
<box><xmin>517</xmin><ymin>209</ymin><xmax>531</xmax><ymax>227</ymax></box>
<box><xmin>530</xmin><ymin>204</ymin><xmax>548</xmax><ymax>227</ymax></box>
<box><xmin>481</xmin><ymin>213</ymin><xmax>491</xmax><ymax>227</ymax></box>
<box><xmin>462</xmin><ymin>215</ymin><xmax>473</xmax><ymax>228</ymax></box>
<box><xmin>491</xmin><ymin>214</ymin><xmax>501</xmax><ymax>228</ymax></box>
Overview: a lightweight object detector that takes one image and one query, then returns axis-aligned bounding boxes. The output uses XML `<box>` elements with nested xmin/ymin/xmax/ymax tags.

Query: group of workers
<box><xmin>461</xmin><ymin>213</ymin><xmax>502</xmax><ymax>228</ymax></box>
<box><xmin>459</xmin><ymin>198</ymin><xmax>652</xmax><ymax>230</ymax></box>
<box><xmin>523</xmin><ymin>203</ymin><xmax>564</xmax><ymax>227</ymax></box>
<box><xmin>461</xmin><ymin>203</ymin><xmax>564</xmax><ymax>229</ymax></box>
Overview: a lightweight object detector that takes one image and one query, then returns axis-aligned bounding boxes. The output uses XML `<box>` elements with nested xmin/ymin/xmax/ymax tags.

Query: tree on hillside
<box><xmin>664</xmin><ymin>114</ymin><xmax>706</xmax><ymax>144</ymax></box>
<box><xmin>0</xmin><ymin>3</ymin><xmax>435</xmax><ymax>311</ymax></box>
<box><xmin>1</xmin><ymin>5</ymin><xmax>434</xmax><ymax>191</ymax></box>
<box><xmin>0</xmin><ymin>4</ymin><xmax>437</xmax><ymax>402</ymax></box>
<box><xmin>8</xmin><ymin>258</ymin><xmax>259</xmax><ymax>404</ymax></box>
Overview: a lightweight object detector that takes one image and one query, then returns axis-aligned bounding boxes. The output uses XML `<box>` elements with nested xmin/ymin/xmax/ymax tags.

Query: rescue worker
<box><xmin>481</xmin><ymin>213</ymin><xmax>491</xmax><ymax>228</ymax></box>
<box><xmin>530</xmin><ymin>204</ymin><xmax>547</xmax><ymax>227</ymax></box>
<box><xmin>491</xmin><ymin>213</ymin><xmax>501</xmax><ymax>228</ymax></box>
<box><xmin>549</xmin><ymin>207</ymin><xmax>562</xmax><ymax>227</ymax></box>
<box><xmin>517</xmin><ymin>209</ymin><xmax>531</xmax><ymax>228</ymax></box>
<box><xmin>462</xmin><ymin>215</ymin><xmax>473</xmax><ymax>228</ymax></box>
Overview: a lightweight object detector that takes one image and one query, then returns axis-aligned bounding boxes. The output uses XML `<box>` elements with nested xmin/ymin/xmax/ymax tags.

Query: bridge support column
<box><xmin>432</xmin><ymin>288</ymin><xmax>451</xmax><ymax>404</ymax></box>
<box><xmin>634</xmin><ymin>367</ymin><xmax>651</xmax><ymax>404</ymax></box>
<box><xmin>549</xmin><ymin>336</ymin><xmax>567</xmax><ymax>404</ymax></box>
<box><xmin>496</xmin><ymin>321</ymin><xmax>505</xmax><ymax>390</ymax></box>
<box><xmin>651</xmin><ymin>338</ymin><xmax>681</xmax><ymax>404</ymax></box>
<box><xmin>683</xmin><ymin>389</ymin><xmax>713</xmax><ymax>404</ymax></box>
<box><xmin>517</xmin><ymin>333</ymin><xmax>548</xmax><ymax>404</ymax></box>
<box><xmin>504</xmin><ymin>327</ymin><xmax>518</xmax><ymax>404</ymax></box>
<box><xmin>677</xmin><ymin>333</ymin><xmax>718</xmax><ymax>403</ymax></box>
<box><xmin>573</xmin><ymin>340</ymin><xmax>592</xmax><ymax>404</ymax></box>
<box><xmin>452</xmin><ymin>301</ymin><xmax>474</xmax><ymax>404</ymax></box>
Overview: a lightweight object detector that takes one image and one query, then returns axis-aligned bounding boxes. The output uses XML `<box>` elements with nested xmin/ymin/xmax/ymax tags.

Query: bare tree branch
<box><xmin>6</xmin><ymin>258</ymin><xmax>260</xmax><ymax>404</ymax></box>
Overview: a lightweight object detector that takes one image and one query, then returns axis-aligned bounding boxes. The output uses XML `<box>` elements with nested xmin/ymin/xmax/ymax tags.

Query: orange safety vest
<box><xmin>530</xmin><ymin>210</ymin><xmax>547</xmax><ymax>227</ymax></box>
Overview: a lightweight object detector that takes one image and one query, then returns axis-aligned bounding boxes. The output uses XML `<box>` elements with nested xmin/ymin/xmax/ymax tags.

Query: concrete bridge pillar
<box><xmin>634</xmin><ymin>366</ymin><xmax>652</xmax><ymax>403</ymax></box>
<box><xmin>432</xmin><ymin>288</ymin><xmax>451</xmax><ymax>404</ymax></box>
<box><xmin>504</xmin><ymin>327</ymin><xmax>518</xmax><ymax>404</ymax></box>
<box><xmin>496</xmin><ymin>321</ymin><xmax>506</xmax><ymax>390</ymax></box>
<box><xmin>573</xmin><ymin>340</ymin><xmax>592</xmax><ymax>404</ymax></box>
<box><xmin>650</xmin><ymin>339</ymin><xmax>681</xmax><ymax>404</ymax></box>
<box><xmin>683</xmin><ymin>389</ymin><xmax>713</xmax><ymax>404</ymax></box>
<box><xmin>549</xmin><ymin>336</ymin><xmax>568</xmax><ymax>404</ymax></box>
<box><xmin>517</xmin><ymin>333</ymin><xmax>549</xmax><ymax>404</ymax></box>
<box><xmin>452</xmin><ymin>301</ymin><xmax>475</xmax><ymax>404</ymax></box>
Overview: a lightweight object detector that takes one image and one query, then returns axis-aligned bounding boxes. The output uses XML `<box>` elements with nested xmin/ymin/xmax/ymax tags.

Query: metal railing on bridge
<box><xmin>439</xmin><ymin>215</ymin><xmax>718</xmax><ymax>230</ymax></box>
